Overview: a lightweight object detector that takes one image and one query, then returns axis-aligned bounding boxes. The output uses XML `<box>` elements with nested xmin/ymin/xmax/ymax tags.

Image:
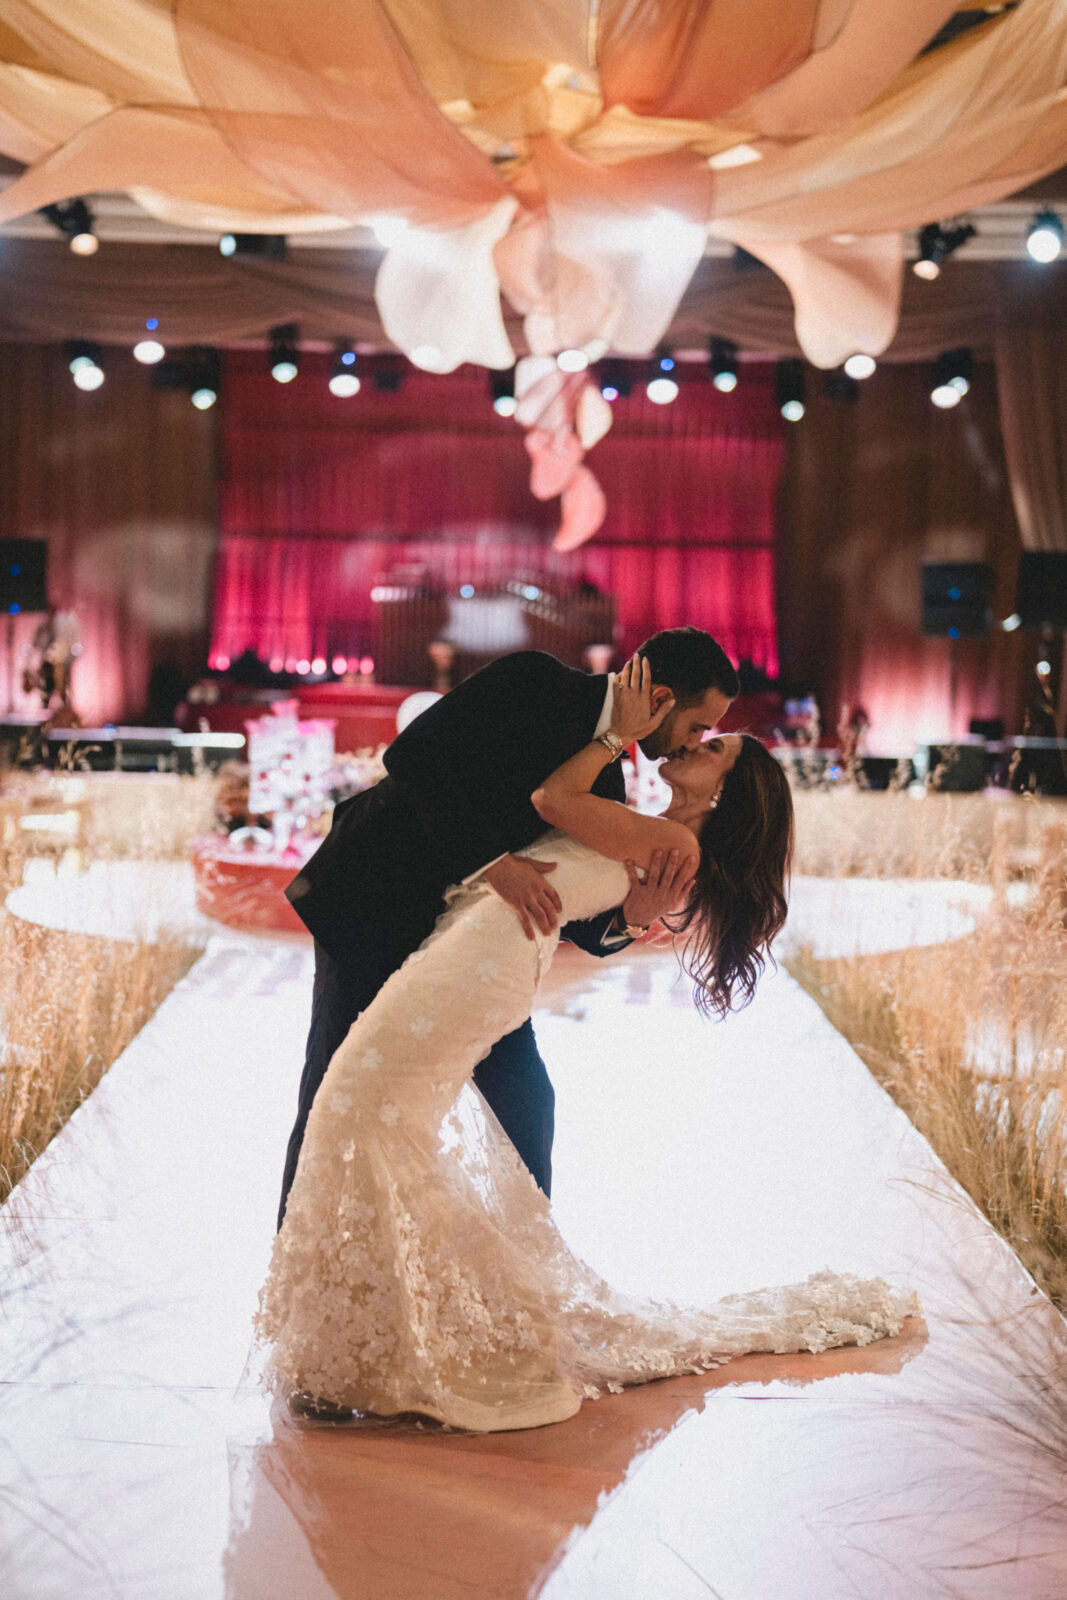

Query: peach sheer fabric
<box><xmin>1</xmin><ymin>0</ymin><xmax>1065</xmax><ymax>543</ymax></box>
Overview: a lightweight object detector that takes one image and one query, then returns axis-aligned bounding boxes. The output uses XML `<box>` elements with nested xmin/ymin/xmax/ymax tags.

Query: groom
<box><xmin>278</xmin><ymin>626</ymin><xmax>739</xmax><ymax>1227</ymax></box>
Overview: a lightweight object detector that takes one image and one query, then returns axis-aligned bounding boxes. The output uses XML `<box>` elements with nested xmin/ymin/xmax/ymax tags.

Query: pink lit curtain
<box><xmin>212</xmin><ymin>353</ymin><xmax>783</xmax><ymax>676</ymax></box>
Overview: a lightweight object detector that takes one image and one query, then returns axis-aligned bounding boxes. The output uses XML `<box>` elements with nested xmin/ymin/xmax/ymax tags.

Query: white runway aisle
<box><xmin>2</xmin><ymin>919</ymin><xmax>1067</xmax><ymax>1599</ymax></box>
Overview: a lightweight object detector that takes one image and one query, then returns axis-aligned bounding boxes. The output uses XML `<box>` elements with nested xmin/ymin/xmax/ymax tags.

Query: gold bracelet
<box><xmin>595</xmin><ymin>730</ymin><xmax>626</xmax><ymax>761</ymax></box>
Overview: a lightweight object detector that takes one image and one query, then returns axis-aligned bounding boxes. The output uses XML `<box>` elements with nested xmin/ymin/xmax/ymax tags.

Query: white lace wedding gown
<box><xmin>258</xmin><ymin>831</ymin><xmax>917</xmax><ymax>1432</ymax></box>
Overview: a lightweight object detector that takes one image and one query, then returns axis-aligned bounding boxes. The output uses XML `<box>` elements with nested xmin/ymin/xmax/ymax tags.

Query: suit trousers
<box><xmin>277</xmin><ymin>935</ymin><xmax>556</xmax><ymax>1230</ymax></box>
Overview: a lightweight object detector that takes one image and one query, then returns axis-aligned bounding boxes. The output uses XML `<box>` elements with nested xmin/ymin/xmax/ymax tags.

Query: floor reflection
<box><xmin>224</xmin><ymin>1320</ymin><xmax>926</xmax><ymax>1600</ymax></box>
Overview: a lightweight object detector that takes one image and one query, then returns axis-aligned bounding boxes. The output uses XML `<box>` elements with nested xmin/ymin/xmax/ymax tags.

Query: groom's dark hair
<box><xmin>638</xmin><ymin>627</ymin><xmax>740</xmax><ymax>704</ymax></box>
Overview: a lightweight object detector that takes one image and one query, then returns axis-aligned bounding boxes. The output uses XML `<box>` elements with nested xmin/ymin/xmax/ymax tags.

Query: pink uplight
<box><xmin>310</xmin><ymin>657</ymin><xmax>327</xmax><ymax>675</ymax></box>
<box><xmin>284</xmin><ymin>657</ymin><xmax>297</xmax><ymax>673</ymax></box>
<box><xmin>296</xmin><ymin>658</ymin><xmax>311</xmax><ymax>675</ymax></box>
<box><xmin>214</xmin><ymin>653</ymin><xmax>231</xmax><ymax>672</ymax></box>
<box><xmin>331</xmin><ymin>655</ymin><xmax>347</xmax><ymax>675</ymax></box>
<box><xmin>360</xmin><ymin>656</ymin><xmax>375</xmax><ymax>676</ymax></box>
<box><xmin>269</xmin><ymin>656</ymin><xmax>284</xmax><ymax>673</ymax></box>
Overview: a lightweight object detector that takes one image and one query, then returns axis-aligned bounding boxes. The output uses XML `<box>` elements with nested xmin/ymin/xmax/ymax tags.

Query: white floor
<box><xmin>1</xmin><ymin>888</ymin><xmax>1066</xmax><ymax>1599</ymax></box>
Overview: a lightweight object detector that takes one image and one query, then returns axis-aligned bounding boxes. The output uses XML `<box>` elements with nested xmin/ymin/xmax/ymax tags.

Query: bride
<box><xmin>257</xmin><ymin>656</ymin><xmax>917</xmax><ymax>1431</ymax></box>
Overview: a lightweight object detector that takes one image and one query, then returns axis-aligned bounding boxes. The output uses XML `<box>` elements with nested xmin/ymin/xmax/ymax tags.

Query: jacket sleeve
<box><xmin>561</xmin><ymin>907</ymin><xmax>633</xmax><ymax>957</ymax></box>
<box><xmin>382</xmin><ymin>651</ymin><xmax>582</xmax><ymax>888</ymax></box>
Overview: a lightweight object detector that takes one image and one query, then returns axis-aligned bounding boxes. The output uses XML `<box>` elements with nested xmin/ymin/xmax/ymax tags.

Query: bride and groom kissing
<box><xmin>260</xmin><ymin>628</ymin><xmax>916</xmax><ymax>1431</ymax></box>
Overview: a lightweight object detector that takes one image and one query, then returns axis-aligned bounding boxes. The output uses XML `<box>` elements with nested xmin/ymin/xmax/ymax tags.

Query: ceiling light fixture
<box><xmin>1026</xmin><ymin>209</ymin><xmax>1064</xmax><ymax>264</ymax></box>
<box><xmin>709</xmin><ymin>338</ymin><xmax>739</xmax><ymax>393</ymax></box>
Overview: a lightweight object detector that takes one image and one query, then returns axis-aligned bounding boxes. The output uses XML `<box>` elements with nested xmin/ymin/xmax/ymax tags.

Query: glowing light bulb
<box><xmin>329</xmin><ymin>373</ymin><xmax>361</xmax><ymax>398</ymax></box>
<box><xmin>646</xmin><ymin>376</ymin><xmax>679</xmax><ymax>405</ymax></box>
<box><xmin>844</xmin><ymin>354</ymin><xmax>876</xmax><ymax>380</ymax></box>
<box><xmin>133</xmin><ymin>339</ymin><xmax>165</xmax><ymax>364</ymax></box>
<box><xmin>73</xmin><ymin>364</ymin><xmax>104</xmax><ymax>391</ymax></box>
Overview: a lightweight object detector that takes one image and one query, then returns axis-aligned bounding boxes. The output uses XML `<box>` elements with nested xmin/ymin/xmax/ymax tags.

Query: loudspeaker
<box><xmin>921</xmin><ymin>563</ymin><xmax>994</xmax><ymax>637</ymax></box>
<box><xmin>0</xmin><ymin>540</ymin><xmax>48</xmax><ymax>612</ymax></box>
<box><xmin>1015</xmin><ymin>551</ymin><xmax>1067</xmax><ymax>628</ymax></box>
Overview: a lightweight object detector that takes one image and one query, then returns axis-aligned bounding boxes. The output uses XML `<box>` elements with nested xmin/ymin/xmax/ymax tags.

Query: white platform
<box><xmin>2</xmin><ymin>914</ymin><xmax>1066</xmax><ymax>1598</ymax></box>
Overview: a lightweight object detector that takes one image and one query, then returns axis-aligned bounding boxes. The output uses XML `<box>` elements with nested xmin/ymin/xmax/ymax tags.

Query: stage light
<box><xmin>598</xmin><ymin>358</ymin><xmax>631</xmax><ymax>401</ymax></box>
<box><xmin>557</xmin><ymin>348</ymin><xmax>588</xmax><ymax>373</ymax></box>
<box><xmin>311</xmin><ymin>657</ymin><xmax>327</xmax><ymax>675</ymax></box>
<box><xmin>40</xmin><ymin>198</ymin><xmax>100</xmax><ymax>255</ymax></box>
<box><xmin>913</xmin><ymin>220</ymin><xmax>976</xmax><ymax>279</ymax></box>
<box><xmin>489</xmin><ymin>367</ymin><xmax>517</xmax><ymax>417</ymax></box>
<box><xmin>269</xmin><ymin>656</ymin><xmax>284</xmax><ymax>673</ymax></box>
<box><xmin>647</xmin><ymin>350</ymin><xmax>679</xmax><ymax>403</ymax></box>
<box><xmin>1001</xmin><ymin>613</ymin><xmax>1022</xmax><ymax>631</ymax></box>
<box><xmin>523</xmin><ymin>584</ymin><xmax>540</xmax><ymax>600</ymax></box>
<box><xmin>296</xmin><ymin>659</ymin><xmax>311</xmax><ymax>675</ymax></box>
<box><xmin>329</xmin><ymin>342</ymin><xmax>361</xmax><ymax>397</ymax></box>
<box><xmin>133</xmin><ymin>339</ymin><xmax>165</xmax><ymax>364</ymax></box>
<box><xmin>359</xmin><ymin>655</ymin><xmax>374</xmax><ymax>676</ymax></box>
<box><xmin>218</xmin><ymin>233</ymin><xmax>288</xmax><ymax>261</ymax></box>
<box><xmin>1026</xmin><ymin>209</ymin><xmax>1063</xmax><ymax>264</ymax></box>
<box><xmin>191</xmin><ymin>387</ymin><xmax>217</xmax><ymax>409</ymax></box>
<box><xmin>843</xmin><ymin>353</ymin><xmax>876</xmax><ymax>380</ymax></box>
<box><xmin>775</xmin><ymin>358</ymin><xmax>805</xmax><ymax>421</ymax></box>
<box><xmin>331</xmin><ymin>655</ymin><xmax>347</xmax><ymax>675</ymax></box>
<box><xmin>270</xmin><ymin>324</ymin><xmax>300</xmax><ymax>384</ymax></box>
<box><xmin>460</xmin><ymin>584</ymin><xmax>475</xmax><ymax>598</ymax></box>
<box><xmin>709</xmin><ymin>338</ymin><xmax>739</xmax><ymax>393</ymax></box>
<box><xmin>329</xmin><ymin>371</ymin><xmax>360</xmax><ymax>398</ymax></box>
<box><xmin>646</xmin><ymin>377</ymin><xmax>678</xmax><ymax>404</ymax></box>
<box><xmin>66</xmin><ymin>339</ymin><xmax>104</xmax><ymax>390</ymax></box>
<box><xmin>1036</xmin><ymin>658</ymin><xmax>1052</xmax><ymax>677</ymax></box>
<box><xmin>66</xmin><ymin>339</ymin><xmax>102</xmax><ymax>376</ymax></box>
<box><xmin>931</xmin><ymin>348</ymin><xmax>972</xmax><ymax>407</ymax></box>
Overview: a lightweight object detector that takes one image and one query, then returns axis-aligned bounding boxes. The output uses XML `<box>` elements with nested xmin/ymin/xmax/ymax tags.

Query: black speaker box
<box><xmin>921</xmin><ymin>563</ymin><xmax>994</xmax><ymax>637</ymax></box>
<box><xmin>1015</xmin><ymin>552</ymin><xmax>1067</xmax><ymax>628</ymax></box>
<box><xmin>0</xmin><ymin>540</ymin><xmax>48</xmax><ymax>612</ymax></box>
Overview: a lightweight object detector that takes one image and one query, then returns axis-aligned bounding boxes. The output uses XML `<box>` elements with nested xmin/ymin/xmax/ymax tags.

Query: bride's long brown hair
<box><xmin>669</xmin><ymin>734</ymin><xmax>794</xmax><ymax>1018</ymax></box>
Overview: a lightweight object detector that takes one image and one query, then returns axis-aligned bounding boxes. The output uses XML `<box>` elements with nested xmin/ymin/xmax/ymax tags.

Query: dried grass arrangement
<box><xmin>0</xmin><ymin>772</ymin><xmax>214</xmax><ymax>1203</ymax></box>
<box><xmin>786</xmin><ymin>787</ymin><xmax>1067</xmax><ymax>1311</ymax></box>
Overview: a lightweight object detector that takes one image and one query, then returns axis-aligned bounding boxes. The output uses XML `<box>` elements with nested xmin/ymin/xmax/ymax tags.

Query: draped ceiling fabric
<box><xmin>1</xmin><ymin>2</ymin><xmax>1066</xmax><ymax>548</ymax></box>
<box><xmin>211</xmin><ymin>352</ymin><xmax>784</xmax><ymax>678</ymax></box>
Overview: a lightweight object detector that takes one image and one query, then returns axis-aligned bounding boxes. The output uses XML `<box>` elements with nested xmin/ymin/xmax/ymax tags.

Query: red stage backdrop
<box><xmin>212</xmin><ymin>353</ymin><xmax>783</xmax><ymax>679</ymax></box>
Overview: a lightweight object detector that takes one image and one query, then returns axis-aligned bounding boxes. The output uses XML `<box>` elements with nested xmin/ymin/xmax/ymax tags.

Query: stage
<box><xmin>2</xmin><ymin>897</ymin><xmax>1066</xmax><ymax>1598</ymax></box>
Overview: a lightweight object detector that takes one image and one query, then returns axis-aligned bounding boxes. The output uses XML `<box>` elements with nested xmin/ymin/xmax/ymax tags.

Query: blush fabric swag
<box><xmin>1</xmin><ymin>0</ymin><xmax>1066</xmax><ymax>547</ymax></box>
<box><xmin>210</xmin><ymin>354</ymin><xmax>783</xmax><ymax>680</ymax></box>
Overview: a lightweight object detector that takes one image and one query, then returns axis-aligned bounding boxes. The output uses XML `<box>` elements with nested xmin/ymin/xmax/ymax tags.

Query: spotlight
<box><xmin>775</xmin><ymin>358</ymin><xmax>805</xmax><ymax>422</ymax></box>
<box><xmin>1001</xmin><ymin>613</ymin><xmax>1022</xmax><ymax>631</ymax></box>
<box><xmin>597</xmin><ymin>358</ymin><xmax>631</xmax><ymax>400</ymax></box>
<box><xmin>1036</xmin><ymin>659</ymin><xmax>1052</xmax><ymax>677</ymax></box>
<box><xmin>218</xmin><ymin>233</ymin><xmax>288</xmax><ymax>262</ymax></box>
<box><xmin>133</xmin><ymin>338</ymin><xmax>165</xmax><ymax>365</ymax></box>
<box><xmin>843</xmin><ymin>353</ymin><xmax>876</xmax><ymax>380</ymax></box>
<box><xmin>489</xmin><ymin>367</ymin><xmax>517</xmax><ymax>417</ymax></box>
<box><xmin>73</xmin><ymin>363</ymin><xmax>105</xmax><ymax>392</ymax></box>
<box><xmin>269</xmin><ymin>324</ymin><xmax>300</xmax><ymax>384</ymax></box>
<box><xmin>557</xmin><ymin>348</ymin><xmax>589</xmax><ymax>373</ymax></box>
<box><xmin>41</xmin><ymin>199</ymin><xmax>98</xmax><ymax>255</ymax></box>
<box><xmin>912</xmin><ymin>220</ymin><xmax>976</xmax><ymax>280</ymax></box>
<box><xmin>931</xmin><ymin>348</ymin><xmax>972</xmax><ymax>407</ymax></box>
<box><xmin>646</xmin><ymin>348</ymin><xmax>678</xmax><ymax>404</ymax></box>
<box><xmin>191</xmin><ymin>388</ymin><xmax>216</xmax><ymax>410</ymax></box>
<box><xmin>65</xmin><ymin>339</ymin><xmax>104</xmax><ymax>390</ymax></box>
<box><xmin>329</xmin><ymin>343</ymin><xmax>361</xmax><ymax>398</ymax></box>
<box><xmin>709</xmin><ymin>338</ymin><xmax>739</xmax><ymax>393</ymax></box>
<box><xmin>1026</xmin><ymin>209</ymin><xmax>1064</xmax><ymax>264</ymax></box>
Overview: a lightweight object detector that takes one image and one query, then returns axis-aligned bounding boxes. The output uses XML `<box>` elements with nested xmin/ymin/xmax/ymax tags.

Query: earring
<box><xmin>708</xmin><ymin>793</ymin><xmax>720</xmax><ymax>810</ymax></box>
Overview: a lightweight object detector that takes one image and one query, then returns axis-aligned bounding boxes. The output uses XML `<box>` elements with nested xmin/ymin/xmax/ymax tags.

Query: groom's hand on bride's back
<box><xmin>484</xmin><ymin>854</ymin><xmax>562</xmax><ymax>940</ymax></box>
